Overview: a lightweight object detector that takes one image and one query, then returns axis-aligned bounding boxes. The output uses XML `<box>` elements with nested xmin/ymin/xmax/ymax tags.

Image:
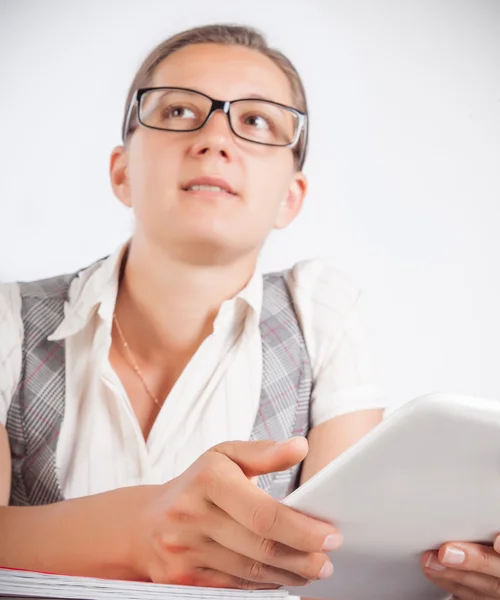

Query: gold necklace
<box><xmin>113</xmin><ymin>312</ymin><xmax>161</xmax><ymax>406</ymax></box>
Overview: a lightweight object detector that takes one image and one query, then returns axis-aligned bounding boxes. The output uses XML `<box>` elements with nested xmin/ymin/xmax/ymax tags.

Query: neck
<box><xmin>113</xmin><ymin>234</ymin><xmax>259</xmax><ymax>363</ymax></box>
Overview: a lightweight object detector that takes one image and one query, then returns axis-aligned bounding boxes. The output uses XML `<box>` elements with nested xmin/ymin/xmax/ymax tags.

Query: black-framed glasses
<box><xmin>122</xmin><ymin>86</ymin><xmax>307</xmax><ymax>163</ymax></box>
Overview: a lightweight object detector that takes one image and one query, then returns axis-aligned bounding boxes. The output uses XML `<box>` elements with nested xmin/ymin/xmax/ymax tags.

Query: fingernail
<box><xmin>318</xmin><ymin>560</ymin><xmax>334</xmax><ymax>579</ymax></box>
<box><xmin>424</xmin><ymin>554</ymin><xmax>447</xmax><ymax>572</ymax></box>
<box><xmin>495</xmin><ymin>536</ymin><xmax>500</xmax><ymax>553</ymax></box>
<box><xmin>277</xmin><ymin>436</ymin><xmax>307</xmax><ymax>448</ymax></box>
<box><xmin>443</xmin><ymin>546</ymin><xmax>466</xmax><ymax>565</ymax></box>
<box><xmin>322</xmin><ymin>533</ymin><xmax>343</xmax><ymax>551</ymax></box>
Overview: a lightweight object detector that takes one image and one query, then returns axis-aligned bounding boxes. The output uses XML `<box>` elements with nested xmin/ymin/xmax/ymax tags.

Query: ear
<box><xmin>109</xmin><ymin>145</ymin><xmax>132</xmax><ymax>208</ymax></box>
<box><xmin>274</xmin><ymin>171</ymin><xmax>307</xmax><ymax>229</ymax></box>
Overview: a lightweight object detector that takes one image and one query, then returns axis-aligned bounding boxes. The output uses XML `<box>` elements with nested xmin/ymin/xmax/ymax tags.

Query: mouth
<box><xmin>181</xmin><ymin>176</ymin><xmax>237</xmax><ymax>197</ymax></box>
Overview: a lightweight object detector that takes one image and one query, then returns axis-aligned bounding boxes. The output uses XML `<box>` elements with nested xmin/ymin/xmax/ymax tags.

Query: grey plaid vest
<box><xmin>6</xmin><ymin>266</ymin><xmax>312</xmax><ymax>507</ymax></box>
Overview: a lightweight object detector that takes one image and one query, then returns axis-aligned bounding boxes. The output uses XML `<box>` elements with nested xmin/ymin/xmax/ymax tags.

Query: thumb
<box><xmin>209</xmin><ymin>437</ymin><xmax>309</xmax><ymax>478</ymax></box>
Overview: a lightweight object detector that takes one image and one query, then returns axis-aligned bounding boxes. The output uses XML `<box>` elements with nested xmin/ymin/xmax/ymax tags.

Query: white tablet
<box><xmin>283</xmin><ymin>393</ymin><xmax>500</xmax><ymax>600</ymax></box>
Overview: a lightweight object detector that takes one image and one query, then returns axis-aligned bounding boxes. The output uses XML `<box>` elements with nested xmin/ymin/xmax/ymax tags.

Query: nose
<box><xmin>189</xmin><ymin>109</ymin><xmax>235</xmax><ymax>161</ymax></box>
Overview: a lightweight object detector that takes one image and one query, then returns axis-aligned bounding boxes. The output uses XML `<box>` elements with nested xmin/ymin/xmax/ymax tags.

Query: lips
<box><xmin>182</xmin><ymin>176</ymin><xmax>237</xmax><ymax>196</ymax></box>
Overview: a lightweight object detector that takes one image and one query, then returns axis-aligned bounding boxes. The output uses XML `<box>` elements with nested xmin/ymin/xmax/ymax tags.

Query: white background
<box><xmin>0</xmin><ymin>0</ymin><xmax>499</xmax><ymax>410</ymax></box>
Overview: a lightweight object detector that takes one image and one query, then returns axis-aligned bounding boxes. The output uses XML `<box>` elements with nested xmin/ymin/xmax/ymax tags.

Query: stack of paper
<box><xmin>0</xmin><ymin>568</ymin><xmax>289</xmax><ymax>600</ymax></box>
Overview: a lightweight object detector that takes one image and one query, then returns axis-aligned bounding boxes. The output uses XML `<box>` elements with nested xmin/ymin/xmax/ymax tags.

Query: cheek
<box><xmin>248</xmin><ymin>162</ymin><xmax>292</xmax><ymax>216</ymax></box>
<box><xmin>128</xmin><ymin>139</ymin><xmax>181</xmax><ymax>203</ymax></box>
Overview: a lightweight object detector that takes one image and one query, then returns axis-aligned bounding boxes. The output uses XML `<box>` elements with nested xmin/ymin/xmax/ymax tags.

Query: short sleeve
<box><xmin>0</xmin><ymin>283</ymin><xmax>23</xmax><ymax>425</ymax></box>
<box><xmin>287</xmin><ymin>260</ymin><xmax>386</xmax><ymax>427</ymax></box>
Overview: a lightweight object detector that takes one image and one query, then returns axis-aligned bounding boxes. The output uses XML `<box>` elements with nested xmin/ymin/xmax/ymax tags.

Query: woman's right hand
<box><xmin>132</xmin><ymin>437</ymin><xmax>343</xmax><ymax>589</ymax></box>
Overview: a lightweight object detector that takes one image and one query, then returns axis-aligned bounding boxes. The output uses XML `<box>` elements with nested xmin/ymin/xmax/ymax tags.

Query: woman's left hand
<box><xmin>422</xmin><ymin>535</ymin><xmax>500</xmax><ymax>599</ymax></box>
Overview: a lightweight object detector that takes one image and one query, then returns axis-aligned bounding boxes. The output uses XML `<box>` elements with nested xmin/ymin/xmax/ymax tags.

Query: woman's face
<box><xmin>110</xmin><ymin>43</ymin><xmax>307</xmax><ymax>264</ymax></box>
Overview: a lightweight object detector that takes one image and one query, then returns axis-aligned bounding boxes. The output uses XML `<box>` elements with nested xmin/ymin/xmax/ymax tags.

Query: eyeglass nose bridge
<box><xmin>202</xmin><ymin>98</ymin><xmax>232</xmax><ymax>130</ymax></box>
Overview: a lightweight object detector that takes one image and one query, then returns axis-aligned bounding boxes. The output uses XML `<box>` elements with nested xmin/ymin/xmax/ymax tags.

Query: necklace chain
<box><xmin>113</xmin><ymin>313</ymin><xmax>161</xmax><ymax>406</ymax></box>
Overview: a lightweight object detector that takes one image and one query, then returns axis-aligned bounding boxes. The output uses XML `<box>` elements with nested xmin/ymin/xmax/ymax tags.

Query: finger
<box><xmin>438</xmin><ymin>542</ymin><xmax>500</xmax><ymax>578</ymax></box>
<box><xmin>207</xmin><ymin>502</ymin><xmax>337</xmax><ymax>581</ymax></box>
<box><xmin>493</xmin><ymin>534</ymin><xmax>500</xmax><ymax>555</ymax></box>
<box><xmin>199</xmin><ymin>540</ymin><xmax>314</xmax><ymax>587</ymax></box>
<box><xmin>163</xmin><ymin>567</ymin><xmax>281</xmax><ymax>591</ymax></box>
<box><xmin>423</xmin><ymin>551</ymin><xmax>500</xmax><ymax>598</ymax></box>
<box><xmin>204</xmin><ymin>462</ymin><xmax>340</xmax><ymax>552</ymax></box>
<box><xmin>425</xmin><ymin>572</ymin><xmax>494</xmax><ymax>600</ymax></box>
<box><xmin>209</xmin><ymin>437</ymin><xmax>309</xmax><ymax>478</ymax></box>
<box><xmin>432</xmin><ymin>578</ymin><xmax>493</xmax><ymax>600</ymax></box>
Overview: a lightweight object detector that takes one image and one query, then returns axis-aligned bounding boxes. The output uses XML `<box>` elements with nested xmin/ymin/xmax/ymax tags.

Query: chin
<box><xmin>171</xmin><ymin>229</ymin><xmax>256</xmax><ymax>265</ymax></box>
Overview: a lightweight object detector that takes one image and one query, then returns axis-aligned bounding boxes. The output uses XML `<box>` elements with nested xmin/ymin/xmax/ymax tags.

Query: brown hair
<box><xmin>122</xmin><ymin>24</ymin><xmax>309</xmax><ymax>170</ymax></box>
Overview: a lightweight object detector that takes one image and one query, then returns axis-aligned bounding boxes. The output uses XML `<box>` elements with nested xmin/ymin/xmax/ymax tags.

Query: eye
<box><xmin>164</xmin><ymin>105</ymin><xmax>196</xmax><ymax>119</ymax></box>
<box><xmin>243</xmin><ymin>114</ymin><xmax>271</xmax><ymax>130</ymax></box>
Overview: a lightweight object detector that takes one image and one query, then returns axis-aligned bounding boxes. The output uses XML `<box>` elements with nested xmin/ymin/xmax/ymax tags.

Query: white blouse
<box><xmin>0</xmin><ymin>244</ymin><xmax>385</xmax><ymax>499</ymax></box>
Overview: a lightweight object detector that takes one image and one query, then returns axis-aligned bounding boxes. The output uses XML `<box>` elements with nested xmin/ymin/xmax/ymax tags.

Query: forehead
<box><xmin>151</xmin><ymin>43</ymin><xmax>294</xmax><ymax>106</ymax></box>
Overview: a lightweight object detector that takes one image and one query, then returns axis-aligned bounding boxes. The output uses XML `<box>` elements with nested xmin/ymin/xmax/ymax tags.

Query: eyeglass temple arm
<box><xmin>122</xmin><ymin>90</ymin><xmax>139</xmax><ymax>142</ymax></box>
<box><xmin>298</xmin><ymin>114</ymin><xmax>308</xmax><ymax>170</ymax></box>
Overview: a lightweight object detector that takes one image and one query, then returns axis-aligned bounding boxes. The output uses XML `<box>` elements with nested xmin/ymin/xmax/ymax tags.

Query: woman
<box><xmin>0</xmin><ymin>23</ymin><xmax>486</xmax><ymax>599</ymax></box>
